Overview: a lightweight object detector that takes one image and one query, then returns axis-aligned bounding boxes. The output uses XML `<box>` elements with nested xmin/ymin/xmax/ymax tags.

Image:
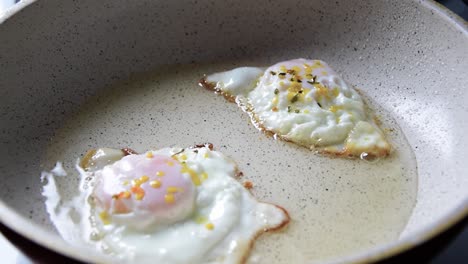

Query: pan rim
<box><xmin>0</xmin><ymin>0</ymin><xmax>466</xmax><ymax>263</ymax></box>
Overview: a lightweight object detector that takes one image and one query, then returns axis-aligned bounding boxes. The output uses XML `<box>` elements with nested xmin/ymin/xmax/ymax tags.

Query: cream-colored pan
<box><xmin>0</xmin><ymin>0</ymin><xmax>466</xmax><ymax>263</ymax></box>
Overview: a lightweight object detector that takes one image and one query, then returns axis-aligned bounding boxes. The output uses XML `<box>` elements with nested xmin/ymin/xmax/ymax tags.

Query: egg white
<box><xmin>204</xmin><ymin>58</ymin><xmax>391</xmax><ymax>158</ymax></box>
<box><xmin>42</xmin><ymin>146</ymin><xmax>289</xmax><ymax>264</ymax></box>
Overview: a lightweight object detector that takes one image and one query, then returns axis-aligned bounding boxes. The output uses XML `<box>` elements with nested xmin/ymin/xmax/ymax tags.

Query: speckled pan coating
<box><xmin>0</xmin><ymin>0</ymin><xmax>467</xmax><ymax>263</ymax></box>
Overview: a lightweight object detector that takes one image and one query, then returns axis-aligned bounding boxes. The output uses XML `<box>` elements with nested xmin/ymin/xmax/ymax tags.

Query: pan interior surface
<box><xmin>0</xmin><ymin>0</ymin><xmax>467</xmax><ymax>263</ymax></box>
<box><xmin>43</xmin><ymin>62</ymin><xmax>417</xmax><ymax>263</ymax></box>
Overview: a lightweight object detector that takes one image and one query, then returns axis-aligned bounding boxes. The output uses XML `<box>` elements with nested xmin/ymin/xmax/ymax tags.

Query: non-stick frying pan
<box><xmin>0</xmin><ymin>0</ymin><xmax>467</xmax><ymax>263</ymax></box>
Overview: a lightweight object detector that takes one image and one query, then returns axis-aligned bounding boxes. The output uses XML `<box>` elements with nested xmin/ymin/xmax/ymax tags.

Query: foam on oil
<box><xmin>45</xmin><ymin>62</ymin><xmax>418</xmax><ymax>263</ymax></box>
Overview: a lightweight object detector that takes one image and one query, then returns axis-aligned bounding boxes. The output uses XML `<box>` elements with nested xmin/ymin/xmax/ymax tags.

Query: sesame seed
<box><xmin>164</xmin><ymin>194</ymin><xmax>175</xmax><ymax>204</ymax></box>
<box><xmin>131</xmin><ymin>179</ymin><xmax>141</xmax><ymax>186</ymax></box>
<box><xmin>140</xmin><ymin>175</ymin><xmax>149</xmax><ymax>182</ymax></box>
<box><xmin>99</xmin><ymin>211</ymin><xmax>111</xmax><ymax>225</ymax></box>
<box><xmin>200</xmin><ymin>172</ymin><xmax>208</xmax><ymax>182</ymax></box>
<box><xmin>150</xmin><ymin>180</ymin><xmax>161</xmax><ymax>188</ymax></box>
<box><xmin>135</xmin><ymin>193</ymin><xmax>144</xmax><ymax>200</ymax></box>
<box><xmin>167</xmin><ymin>186</ymin><xmax>182</xmax><ymax>193</ymax></box>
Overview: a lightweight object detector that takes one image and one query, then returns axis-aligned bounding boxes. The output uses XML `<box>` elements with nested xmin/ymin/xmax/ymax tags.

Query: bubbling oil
<box><xmin>45</xmin><ymin>61</ymin><xmax>418</xmax><ymax>264</ymax></box>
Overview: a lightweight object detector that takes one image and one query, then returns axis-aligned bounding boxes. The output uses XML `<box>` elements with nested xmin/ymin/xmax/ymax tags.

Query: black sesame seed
<box><xmin>291</xmin><ymin>94</ymin><xmax>299</xmax><ymax>103</ymax></box>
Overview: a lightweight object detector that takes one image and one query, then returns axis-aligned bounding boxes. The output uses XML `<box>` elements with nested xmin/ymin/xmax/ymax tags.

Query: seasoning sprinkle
<box><xmin>272</xmin><ymin>96</ymin><xmax>278</xmax><ymax>105</ymax></box>
<box><xmin>205</xmin><ymin>223</ymin><xmax>214</xmax><ymax>230</ymax></box>
<box><xmin>164</xmin><ymin>194</ymin><xmax>175</xmax><ymax>204</ymax></box>
<box><xmin>287</xmin><ymin>106</ymin><xmax>292</xmax><ymax>112</ymax></box>
<box><xmin>291</xmin><ymin>94</ymin><xmax>299</xmax><ymax>103</ymax></box>
<box><xmin>135</xmin><ymin>192</ymin><xmax>144</xmax><ymax>201</ymax></box>
<box><xmin>140</xmin><ymin>175</ymin><xmax>149</xmax><ymax>183</ymax></box>
<box><xmin>278</xmin><ymin>72</ymin><xmax>286</xmax><ymax>76</ymax></box>
<box><xmin>131</xmin><ymin>186</ymin><xmax>145</xmax><ymax>200</ymax></box>
<box><xmin>243</xmin><ymin>181</ymin><xmax>253</xmax><ymax>189</ymax></box>
<box><xmin>307</xmin><ymin>75</ymin><xmax>319</xmax><ymax>85</ymax></box>
<box><xmin>150</xmin><ymin>180</ymin><xmax>161</xmax><ymax>188</ymax></box>
<box><xmin>156</xmin><ymin>171</ymin><xmax>165</xmax><ymax>177</ymax></box>
<box><xmin>295</xmin><ymin>109</ymin><xmax>300</xmax><ymax>113</ymax></box>
<box><xmin>274</xmin><ymin>88</ymin><xmax>279</xmax><ymax>95</ymax></box>
<box><xmin>114</xmin><ymin>191</ymin><xmax>131</xmax><ymax>199</ymax></box>
<box><xmin>270</xmin><ymin>71</ymin><xmax>277</xmax><ymax>75</ymax></box>
<box><xmin>200</xmin><ymin>172</ymin><xmax>208</xmax><ymax>181</ymax></box>
<box><xmin>131</xmin><ymin>179</ymin><xmax>141</xmax><ymax>187</ymax></box>
<box><xmin>99</xmin><ymin>211</ymin><xmax>111</xmax><ymax>225</ymax></box>
<box><xmin>167</xmin><ymin>186</ymin><xmax>182</xmax><ymax>193</ymax></box>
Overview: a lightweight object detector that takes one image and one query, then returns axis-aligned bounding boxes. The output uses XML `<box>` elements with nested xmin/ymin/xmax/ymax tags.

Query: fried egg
<box><xmin>201</xmin><ymin>59</ymin><xmax>391</xmax><ymax>158</ymax></box>
<box><xmin>42</xmin><ymin>145</ymin><xmax>289</xmax><ymax>264</ymax></box>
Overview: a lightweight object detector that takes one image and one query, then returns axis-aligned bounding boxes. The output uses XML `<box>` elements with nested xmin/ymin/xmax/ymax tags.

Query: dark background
<box><xmin>1</xmin><ymin>0</ymin><xmax>467</xmax><ymax>263</ymax></box>
<box><xmin>437</xmin><ymin>0</ymin><xmax>468</xmax><ymax>19</ymax></box>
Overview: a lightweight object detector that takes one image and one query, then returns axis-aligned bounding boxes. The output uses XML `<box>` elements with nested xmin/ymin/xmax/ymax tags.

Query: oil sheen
<box><xmin>44</xmin><ymin>61</ymin><xmax>418</xmax><ymax>263</ymax></box>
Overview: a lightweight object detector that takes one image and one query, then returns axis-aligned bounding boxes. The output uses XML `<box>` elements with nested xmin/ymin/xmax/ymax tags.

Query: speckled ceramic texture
<box><xmin>0</xmin><ymin>0</ymin><xmax>466</xmax><ymax>263</ymax></box>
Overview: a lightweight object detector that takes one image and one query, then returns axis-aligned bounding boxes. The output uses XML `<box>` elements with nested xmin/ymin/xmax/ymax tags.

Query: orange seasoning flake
<box><xmin>243</xmin><ymin>181</ymin><xmax>254</xmax><ymax>189</ymax></box>
<box><xmin>112</xmin><ymin>191</ymin><xmax>131</xmax><ymax>200</ymax></box>
<box><xmin>131</xmin><ymin>186</ymin><xmax>145</xmax><ymax>201</ymax></box>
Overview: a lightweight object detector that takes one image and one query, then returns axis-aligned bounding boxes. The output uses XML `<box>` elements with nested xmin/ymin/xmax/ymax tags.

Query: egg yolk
<box><xmin>92</xmin><ymin>154</ymin><xmax>196</xmax><ymax>227</ymax></box>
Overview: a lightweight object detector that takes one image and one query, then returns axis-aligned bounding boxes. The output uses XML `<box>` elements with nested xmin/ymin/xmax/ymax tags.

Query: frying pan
<box><xmin>0</xmin><ymin>0</ymin><xmax>467</xmax><ymax>263</ymax></box>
